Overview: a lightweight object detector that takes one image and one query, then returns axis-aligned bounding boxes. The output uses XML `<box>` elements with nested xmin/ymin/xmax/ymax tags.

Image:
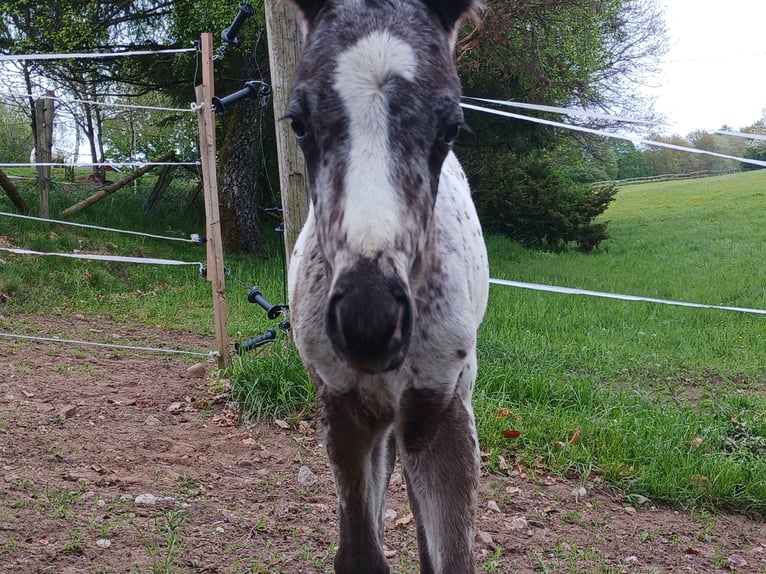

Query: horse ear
<box><xmin>287</xmin><ymin>0</ymin><xmax>327</xmax><ymax>29</ymax></box>
<box><xmin>421</xmin><ymin>0</ymin><xmax>480</xmax><ymax>31</ymax></box>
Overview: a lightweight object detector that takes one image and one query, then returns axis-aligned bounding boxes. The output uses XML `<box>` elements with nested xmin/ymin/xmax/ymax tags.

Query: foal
<box><xmin>286</xmin><ymin>0</ymin><xmax>488</xmax><ymax>572</ymax></box>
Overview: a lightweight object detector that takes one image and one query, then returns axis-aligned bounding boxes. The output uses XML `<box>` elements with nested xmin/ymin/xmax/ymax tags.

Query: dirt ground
<box><xmin>1</xmin><ymin>313</ymin><xmax>764</xmax><ymax>574</ymax></box>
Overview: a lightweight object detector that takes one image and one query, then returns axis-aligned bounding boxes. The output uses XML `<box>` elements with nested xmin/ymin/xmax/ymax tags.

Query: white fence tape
<box><xmin>0</xmin><ymin>48</ymin><xmax>196</xmax><ymax>62</ymax></box>
<box><xmin>1</xmin><ymin>93</ymin><xmax>196</xmax><ymax>114</ymax></box>
<box><xmin>0</xmin><ymin>212</ymin><xmax>199</xmax><ymax>244</ymax></box>
<box><xmin>460</xmin><ymin>103</ymin><xmax>766</xmax><ymax>169</ymax></box>
<box><xmin>715</xmin><ymin>130</ymin><xmax>766</xmax><ymax>142</ymax></box>
<box><xmin>0</xmin><ymin>332</ymin><xmax>215</xmax><ymax>357</ymax></box>
<box><xmin>0</xmin><ymin>161</ymin><xmax>198</xmax><ymax>168</ymax></box>
<box><xmin>0</xmin><ymin>246</ymin><xmax>202</xmax><ymax>267</ymax></box>
<box><xmin>489</xmin><ymin>278</ymin><xmax>766</xmax><ymax>316</ymax></box>
<box><xmin>463</xmin><ymin>97</ymin><xmax>654</xmax><ymax>125</ymax></box>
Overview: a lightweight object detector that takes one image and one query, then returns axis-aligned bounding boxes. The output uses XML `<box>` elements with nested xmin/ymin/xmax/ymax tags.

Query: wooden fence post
<box><xmin>195</xmin><ymin>32</ymin><xmax>230</xmax><ymax>369</ymax></box>
<box><xmin>34</xmin><ymin>90</ymin><xmax>54</xmax><ymax>219</ymax></box>
<box><xmin>264</xmin><ymin>0</ymin><xmax>309</xmax><ymax>267</ymax></box>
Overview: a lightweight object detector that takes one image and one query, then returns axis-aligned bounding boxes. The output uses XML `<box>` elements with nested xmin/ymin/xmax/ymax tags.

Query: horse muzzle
<box><xmin>325</xmin><ymin>258</ymin><xmax>413</xmax><ymax>374</ymax></box>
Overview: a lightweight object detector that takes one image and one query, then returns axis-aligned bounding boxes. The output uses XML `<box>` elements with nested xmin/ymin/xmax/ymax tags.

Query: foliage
<box><xmin>463</xmin><ymin>150</ymin><xmax>617</xmax><ymax>251</ymax></box>
<box><xmin>454</xmin><ymin>0</ymin><xmax>666</xmax><ymax>241</ymax></box>
<box><xmin>0</xmin><ymin>99</ymin><xmax>32</xmax><ymax>162</ymax></box>
<box><xmin>99</xmin><ymin>89</ymin><xmax>199</xmax><ymax>163</ymax></box>
<box><xmin>612</xmin><ymin>140</ymin><xmax>651</xmax><ymax>179</ymax></box>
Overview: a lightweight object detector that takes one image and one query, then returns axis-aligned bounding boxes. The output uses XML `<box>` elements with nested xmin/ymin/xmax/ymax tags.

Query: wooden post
<box><xmin>264</xmin><ymin>0</ymin><xmax>310</xmax><ymax>268</ymax></box>
<box><xmin>34</xmin><ymin>90</ymin><xmax>54</xmax><ymax>219</ymax></box>
<box><xmin>196</xmin><ymin>32</ymin><xmax>230</xmax><ymax>369</ymax></box>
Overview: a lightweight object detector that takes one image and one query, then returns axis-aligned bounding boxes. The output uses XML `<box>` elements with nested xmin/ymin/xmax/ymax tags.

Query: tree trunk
<box><xmin>217</xmin><ymin>38</ymin><xmax>275</xmax><ymax>253</ymax></box>
<box><xmin>60</xmin><ymin>151</ymin><xmax>175</xmax><ymax>217</ymax></box>
<box><xmin>0</xmin><ymin>169</ymin><xmax>30</xmax><ymax>213</ymax></box>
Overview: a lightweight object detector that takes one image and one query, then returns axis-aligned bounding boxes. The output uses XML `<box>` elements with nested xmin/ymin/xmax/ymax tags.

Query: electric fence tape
<box><xmin>0</xmin><ymin>246</ymin><xmax>203</xmax><ymax>268</ymax></box>
<box><xmin>489</xmin><ymin>278</ymin><xmax>766</xmax><ymax>316</ymax></box>
<box><xmin>460</xmin><ymin>103</ymin><xmax>766</xmax><ymax>169</ymax></box>
<box><xmin>0</xmin><ymin>332</ymin><xmax>216</xmax><ymax>358</ymax></box>
<box><xmin>0</xmin><ymin>47</ymin><xmax>196</xmax><ymax>62</ymax></box>
<box><xmin>0</xmin><ymin>212</ymin><xmax>202</xmax><ymax>244</ymax></box>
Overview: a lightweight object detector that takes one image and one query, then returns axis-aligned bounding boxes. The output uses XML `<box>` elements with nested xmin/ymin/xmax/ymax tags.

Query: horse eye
<box><xmin>290</xmin><ymin>118</ymin><xmax>308</xmax><ymax>140</ymax></box>
<box><xmin>443</xmin><ymin>123</ymin><xmax>461</xmax><ymax>145</ymax></box>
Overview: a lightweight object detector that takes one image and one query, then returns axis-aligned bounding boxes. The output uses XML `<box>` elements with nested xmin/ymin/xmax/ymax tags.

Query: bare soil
<box><xmin>1</xmin><ymin>312</ymin><xmax>764</xmax><ymax>573</ymax></box>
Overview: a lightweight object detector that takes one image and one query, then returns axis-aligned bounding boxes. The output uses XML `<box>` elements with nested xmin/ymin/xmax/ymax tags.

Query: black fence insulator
<box><xmin>221</xmin><ymin>3</ymin><xmax>255</xmax><ymax>45</ymax></box>
<box><xmin>247</xmin><ymin>286</ymin><xmax>284</xmax><ymax>320</ymax></box>
<box><xmin>212</xmin><ymin>81</ymin><xmax>272</xmax><ymax>115</ymax></box>
<box><xmin>190</xmin><ymin>233</ymin><xmax>207</xmax><ymax>246</ymax></box>
<box><xmin>235</xmin><ymin>328</ymin><xmax>277</xmax><ymax>354</ymax></box>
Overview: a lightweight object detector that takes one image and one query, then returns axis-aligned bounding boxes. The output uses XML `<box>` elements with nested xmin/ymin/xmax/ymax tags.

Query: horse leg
<box><xmin>397</xmin><ymin>386</ymin><xmax>479</xmax><ymax>574</ymax></box>
<box><xmin>316</xmin><ymin>383</ymin><xmax>395</xmax><ymax>574</ymax></box>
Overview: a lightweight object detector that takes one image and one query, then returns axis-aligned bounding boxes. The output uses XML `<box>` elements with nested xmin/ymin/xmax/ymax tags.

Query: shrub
<box><xmin>462</xmin><ymin>150</ymin><xmax>617</xmax><ymax>251</ymax></box>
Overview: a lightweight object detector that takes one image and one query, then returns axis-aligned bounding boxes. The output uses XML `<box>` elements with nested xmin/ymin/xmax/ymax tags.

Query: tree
<box><xmin>1</xmin><ymin>1</ymin><xmax>185</xmax><ymax>177</ymax></box>
<box><xmin>612</xmin><ymin>140</ymin><xmax>650</xmax><ymax>179</ymax></box>
<box><xmin>1</xmin><ymin>1</ymin><xmax>275</xmax><ymax>252</ymax></box>
<box><xmin>0</xmin><ymin>99</ymin><xmax>33</xmax><ymax>162</ymax></box>
<box><xmin>455</xmin><ymin>0</ymin><xmax>667</xmax><ymax>249</ymax></box>
<box><xmin>740</xmin><ymin>111</ymin><xmax>766</xmax><ymax>170</ymax></box>
<box><xmin>168</xmin><ymin>0</ymin><xmax>276</xmax><ymax>253</ymax></box>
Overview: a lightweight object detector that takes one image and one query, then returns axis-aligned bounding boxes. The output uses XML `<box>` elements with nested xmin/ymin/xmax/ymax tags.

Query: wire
<box><xmin>715</xmin><ymin>131</ymin><xmax>766</xmax><ymax>142</ymax></box>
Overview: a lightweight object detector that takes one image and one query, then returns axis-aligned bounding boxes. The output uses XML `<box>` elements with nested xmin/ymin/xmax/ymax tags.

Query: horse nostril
<box><xmin>326</xmin><ymin>292</ymin><xmax>346</xmax><ymax>345</ymax></box>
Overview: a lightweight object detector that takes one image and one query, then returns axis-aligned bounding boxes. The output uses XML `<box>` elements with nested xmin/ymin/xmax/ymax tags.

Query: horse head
<box><xmin>287</xmin><ymin>0</ymin><xmax>477</xmax><ymax>373</ymax></box>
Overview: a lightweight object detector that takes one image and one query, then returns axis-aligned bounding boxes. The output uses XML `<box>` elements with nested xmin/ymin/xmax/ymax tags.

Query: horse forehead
<box><xmin>333</xmin><ymin>30</ymin><xmax>418</xmax><ymax>95</ymax></box>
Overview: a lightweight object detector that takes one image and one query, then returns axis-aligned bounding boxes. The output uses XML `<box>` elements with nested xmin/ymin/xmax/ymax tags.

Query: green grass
<box><xmin>2</xmin><ymin>168</ymin><xmax>766</xmax><ymax>513</ymax></box>
<box><xmin>477</xmin><ymin>169</ymin><xmax>766</xmax><ymax>511</ymax></box>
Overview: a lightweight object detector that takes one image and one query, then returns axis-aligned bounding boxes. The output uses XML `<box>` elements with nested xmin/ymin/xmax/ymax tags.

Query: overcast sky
<box><xmin>643</xmin><ymin>0</ymin><xmax>766</xmax><ymax>135</ymax></box>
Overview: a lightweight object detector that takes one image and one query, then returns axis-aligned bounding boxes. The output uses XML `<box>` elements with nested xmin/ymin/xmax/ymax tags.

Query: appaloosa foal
<box><xmin>285</xmin><ymin>0</ymin><xmax>489</xmax><ymax>572</ymax></box>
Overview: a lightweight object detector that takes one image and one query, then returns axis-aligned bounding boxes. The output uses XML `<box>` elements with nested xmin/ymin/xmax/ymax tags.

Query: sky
<box><xmin>643</xmin><ymin>0</ymin><xmax>766</xmax><ymax>135</ymax></box>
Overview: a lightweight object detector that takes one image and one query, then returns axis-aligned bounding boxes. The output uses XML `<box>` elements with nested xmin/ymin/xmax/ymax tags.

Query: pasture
<box><xmin>1</xmin><ymin>168</ymin><xmax>765</xmax><ymax>571</ymax></box>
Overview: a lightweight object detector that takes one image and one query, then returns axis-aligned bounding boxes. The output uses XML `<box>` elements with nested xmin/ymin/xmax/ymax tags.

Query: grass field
<box><xmin>2</xmin><ymin>168</ymin><xmax>765</xmax><ymax>513</ymax></box>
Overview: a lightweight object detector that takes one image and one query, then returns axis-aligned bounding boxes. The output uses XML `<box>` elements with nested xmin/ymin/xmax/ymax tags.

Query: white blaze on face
<box><xmin>333</xmin><ymin>31</ymin><xmax>417</xmax><ymax>258</ymax></box>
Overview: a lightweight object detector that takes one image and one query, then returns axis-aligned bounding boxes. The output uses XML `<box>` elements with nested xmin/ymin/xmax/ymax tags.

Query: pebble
<box><xmin>185</xmin><ymin>363</ymin><xmax>207</xmax><ymax>379</ymax></box>
<box><xmin>508</xmin><ymin>516</ymin><xmax>528</xmax><ymax>530</ymax></box>
<box><xmin>487</xmin><ymin>500</ymin><xmax>501</xmax><ymax>513</ymax></box>
<box><xmin>144</xmin><ymin>415</ymin><xmax>162</xmax><ymax>426</ymax></box>
<box><xmin>623</xmin><ymin>506</ymin><xmax>637</xmax><ymax>516</ymax></box>
<box><xmin>384</xmin><ymin>509</ymin><xmax>397</xmax><ymax>522</ymax></box>
<box><xmin>572</xmin><ymin>486</ymin><xmax>587</xmax><ymax>500</ymax></box>
<box><xmin>134</xmin><ymin>493</ymin><xmax>158</xmax><ymax>505</ymax></box>
<box><xmin>476</xmin><ymin>530</ymin><xmax>495</xmax><ymax>547</ymax></box>
<box><xmin>297</xmin><ymin>465</ymin><xmax>317</xmax><ymax>486</ymax></box>
<box><xmin>625</xmin><ymin>555</ymin><xmax>638</xmax><ymax>564</ymax></box>
<box><xmin>96</xmin><ymin>539</ymin><xmax>111</xmax><ymax>549</ymax></box>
